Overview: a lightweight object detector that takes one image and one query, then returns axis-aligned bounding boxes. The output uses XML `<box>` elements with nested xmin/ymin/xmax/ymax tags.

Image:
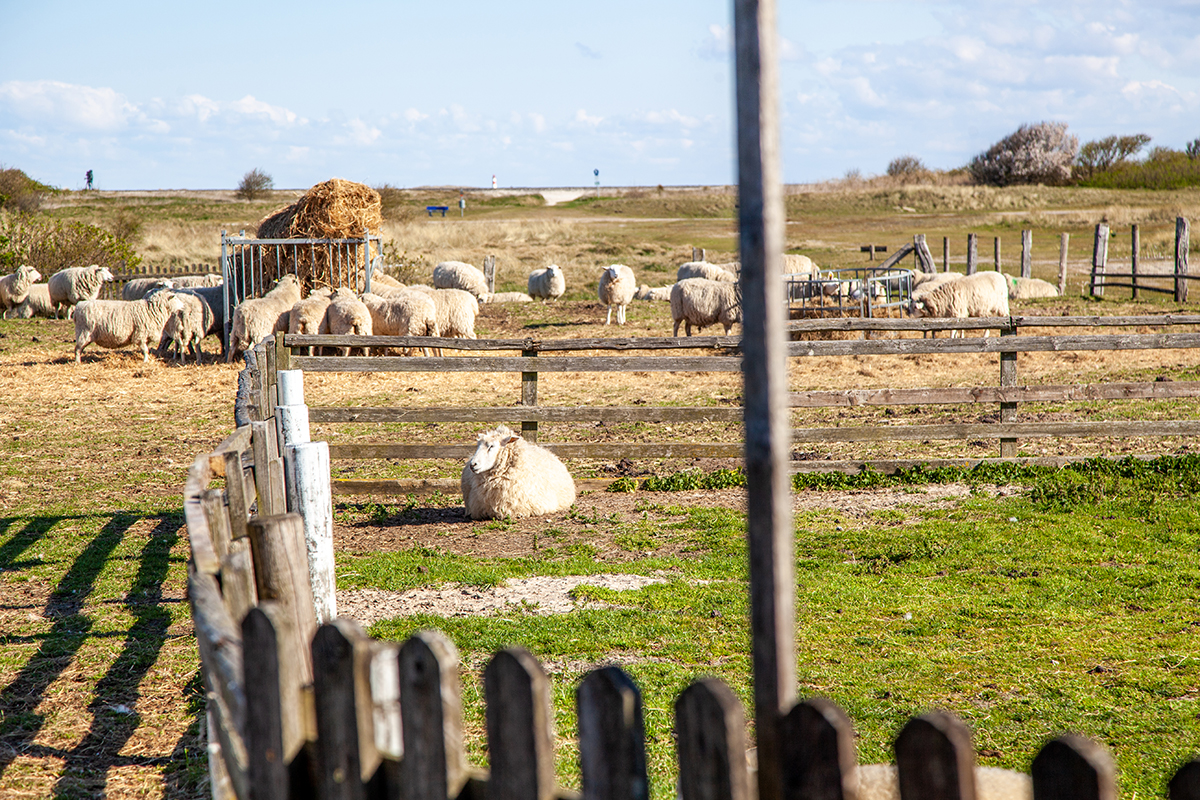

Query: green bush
<box><xmin>0</xmin><ymin>166</ymin><xmax>54</xmax><ymax>213</ymax></box>
<box><xmin>1075</xmin><ymin>148</ymin><xmax>1200</xmax><ymax>190</ymax></box>
<box><xmin>0</xmin><ymin>211</ymin><xmax>141</xmax><ymax>273</ymax></box>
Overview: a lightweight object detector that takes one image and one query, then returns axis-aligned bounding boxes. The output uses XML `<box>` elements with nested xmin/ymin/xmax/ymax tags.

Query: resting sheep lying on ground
<box><xmin>7</xmin><ymin>283</ymin><xmax>55</xmax><ymax>318</ymax></box>
<box><xmin>677</xmin><ymin>261</ymin><xmax>736</xmax><ymax>283</ymax></box>
<box><xmin>527</xmin><ymin>265</ymin><xmax>566</xmax><ymax>301</ymax></box>
<box><xmin>1004</xmin><ymin>274</ymin><xmax>1059</xmax><ymax>299</ymax></box>
<box><xmin>635</xmin><ymin>284</ymin><xmax>673</xmax><ymax>302</ymax></box>
<box><xmin>670</xmin><ymin>278</ymin><xmax>742</xmax><ymax>336</ymax></box>
<box><xmin>433</xmin><ymin>261</ymin><xmax>490</xmax><ymax>299</ymax></box>
<box><xmin>482</xmin><ymin>291</ymin><xmax>534</xmax><ymax>303</ymax></box>
<box><xmin>909</xmin><ymin>270</ymin><xmax>1009</xmax><ymax>337</ymax></box>
<box><xmin>0</xmin><ymin>266</ymin><xmax>41</xmax><ymax>315</ymax></box>
<box><xmin>461</xmin><ymin>425</ymin><xmax>576</xmax><ymax>520</ymax></box>
<box><xmin>227</xmin><ymin>274</ymin><xmax>302</xmax><ymax>362</ymax></box>
<box><xmin>74</xmin><ymin>290</ymin><xmax>176</xmax><ymax>363</ymax></box>
<box><xmin>325</xmin><ymin>287</ymin><xmax>373</xmax><ymax>356</ymax></box>
<box><xmin>49</xmin><ymin>265</ymin><xmax>114</xmax><ymax>319</ymax></box>
<box><xmin>598</xmin><ymin>264</ymin><xmax>636</xmax><ymax>325</ymax></box>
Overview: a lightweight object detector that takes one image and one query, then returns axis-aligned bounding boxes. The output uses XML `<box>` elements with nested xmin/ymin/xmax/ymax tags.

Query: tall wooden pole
<box><xmin>734</xmin><ymin>3</ymin><xmax>795</xmax><ymax>800</ymax></box>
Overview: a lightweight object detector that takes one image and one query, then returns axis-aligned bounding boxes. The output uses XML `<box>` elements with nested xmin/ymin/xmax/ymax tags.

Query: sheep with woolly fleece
<box><xmin>408</xmin><ymin>285</ymin><xmax>479</xmax><ymax>339</ymax></box>
<box><xmin>598</xmin><ymin>264</ymin><xmax>636</xmax><ymax>325</ymax></box>
<box><xmin>360</xmin><ymin>290</ymin><xmax>438</xmax><ymax>356</ymax></box>
<box><xmin>909</xmin><ymin>270</ymin><xmax>1009</xmax><ymax>337</ymax></box>
<box><xmin>782</xmin><ymin>253</ymin><xmax>815</xmax><ymax>274</ymax></box>
<box><xmin>670</xmin><ymin>277</ymin><xmax>741</xmax><ymax>336</ymax></box>
<box><xmin>677</xmin><ymin>261</ymin><xmax>736</xmax><ymax>283</ymax></box>
<box><xmin>7</xmin><ymin>284</ymin><xmax>55</xmax><ymax>319</ymax></box>
<box><xmin>461</xmin><ymin>425</ymin><xmax>576</xmax><ymax>520</ymax></box>
<box><xmin>634</xmin><ymin>284</ymin><xmax>673</xmax><ymax>302</ymax></box>
<box><xmin>49</xmin><ymin>265</ymin><xmax>114</xmax><ymax>318</ymax></box>
<box><xmin>325</xmin><ymin>287</ymin><xmax>373</xmax><ymax>356</ymax></box>
<box><xmin>227</xmin><ymin>274</ymin><xmax>302</xmax><ymax>362</ymax></box>
<box><xmin>159</xmin><ymin>292</ymin><xmax>213</xmax><ymax>364</ymax></box>
<box><xmin>288</xmin><ymin>288</ymin><xmax>333</xmax><ymax>356</ymax></box>
<box><xmin>0</xmin><ymin>266</ymin><xmax>41</xmax><ymax>314</ymax></box>
<box><xmin>170</xmin><ymin>273</ymin><xmax>223</xmax><ymax>289</ymax></box>
<box><xmin>527</xmin><ymin>265</ymin><xmax>566</xmax><ymax>301</ymax></box>
<box><xmin>73</xmin><ymin>290</ymin><xmax>176</xmax><ymax>363</ymax></box>
<box><xmin>170</xmin><ymin>285</ymin><xmax>228</xmax><ymax>356</ymax></box>
<box><xmin>369</xmin><ymin>271</ymin><xmax>405</xmax><ymax>291</ymax></box>
<box><xmin>123</xmin><ymin>277</ymin><xmax>175</xmax><ymax>301</ymax></box>
<box><xmin>482</xmin><ymin>291</ymin><xmax>534</xmax><ymax>303</ymax></box>
<box><xmin>1004</xmin><ymin>274</ymin><xmax>1059</xmax><ymax>299</ymax></box>
<box><xmin>433</xmin><ymin>260</ymin><xmax>490</xmax><ymax>299</ymax></box>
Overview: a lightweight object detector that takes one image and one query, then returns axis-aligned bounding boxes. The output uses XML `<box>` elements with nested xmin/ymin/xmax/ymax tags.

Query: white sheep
<box><xmin>677</xmin><ymin>261</ymin><xmax>736</xmax><ymax>283</ymax></box>
<box><xmin>48</xmin><ymin>265</ymin><xmax>115</xmax><ymax>319</ymax></box>
<box><xmin>670</xmin><ymin>278</ymin><xmax>742</xmax><ymax>336</ymax></box>
<box><xmin>170</xmin><ymin>273</ymin><xmax>223</xmax><ymax>289</ymax></box>
<box><xmin>527</xmin><ymin>265</ymin><xmax>566</xmax><ymax>301</ymax></box>
<box><xmin>598</xmin><ymin>264</ymin><xmax>636</xmax><ymax>325</ymax></box>
<box><xmin>325</xmin><ymin>287</ymin><xmax>373</xmax><ymax>356</ymax></box>
<box><xmin>634</xmin><ymin>284</ymin><xmax>673</xmax><ymax>302</ymax></box>
<box><xmin>369</xmin><ymin>271</ymin><xmax>405</xmax><ymax>291</ymax></box>
<box><xmin>857</xmin><ymin>764</ymin><xmax>1031</xmax><ymax>800</ymax></box>
<box><xmin>0</xmin><ymin>266</ymin><xmax>41</xmax><ymax>314</ymax></box>
<box><xmin>409</xmin><ymin>286</ymin><xmax>478</xmax><ymax>339</ymax></box>
<box><xmin>7</xmin><ymin>283</ymin><xmax>55</xmax><ymax>319</ymax></box>
<box><xmin>782</xmin><ymin>254</ymin><xmax>815</xmax><ymax>275</ymax></box>
<box><xmin>909</xmin><ymin>270</ymin><xmax>1009</xmax><ymax>338</ymax></box>
<box><xmin>288</xmin><ymin>289</ymin><xmax>333</xmax><ymax>356</ymax></box>
<box><xmin>227</xmin><ymin>274</ymin><xmax>302</xmax><ymax>362</ymax></box>
<box><xmin>73</xmin><ymin>290</ymin><xmax>176</xmax><ymax>363</ymax></box>
<box><xmin>160</xmin><ymin>292</ymin><xmax>213</xmax><ymax>364</ymax></box>
<box><xmin>122</xmin><ymin>277</ymin><xmax>175</xmax><ymax>301</ymax></box>
<box><xmin>1004</xmin><ymin>274</ymin><xmax>1059</xmax><ymax>299</ymax></box>
<box><xmin>360</xmin><ymin>290</ymin><xmax>439</xmax><ymax>356</ymax></box>
<box><xmin>170</xmin><ymin>285</ymin><xmax>228</xmax><ymax>356</ymax></box>
<box><xmin>433</xmin><ymin>261</ymin><xmax>490</xmax><ymax>299</ymax></box>
<box><xmin>461</xmin><ymin>425</ymin><xmax>576</xmax><ymax>520</ymax></box>
<box><xmin>482</xmin><ymin>291</ymin><xmax>534</xmax><ymax>304</ymax></box>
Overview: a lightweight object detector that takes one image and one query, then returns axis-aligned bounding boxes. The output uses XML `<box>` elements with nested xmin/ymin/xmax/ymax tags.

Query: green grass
<box><xmin>356</xmin><ymin>482</ymin><xmax>1200</xmax><ymax>800</ymax></box>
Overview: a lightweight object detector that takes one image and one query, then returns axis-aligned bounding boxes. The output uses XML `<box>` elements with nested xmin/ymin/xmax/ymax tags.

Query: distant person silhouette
<box><xmin>86</xmin><ymin>170</ymin><xmax>93</xmax><ymax>190</ymax></box>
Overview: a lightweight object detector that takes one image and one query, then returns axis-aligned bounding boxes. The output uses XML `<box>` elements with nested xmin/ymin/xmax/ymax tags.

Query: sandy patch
<box><xmin>540</xmin><ymin>190</ymin><xmax>587</xmax><ymax>206</ymax></box>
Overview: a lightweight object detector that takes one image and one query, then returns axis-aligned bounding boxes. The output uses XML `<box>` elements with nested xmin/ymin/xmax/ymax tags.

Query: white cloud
<box><xmin>699</xmin><ymin>23</ymin><xmax>733</xmax><ymax>61</ymax></box>
<box><xmin>574</xmin><ymin>109</ymin><xmax>603</xmax><ymax>127</ymax></box>
<box><xmin>640</xmin><ymin>109</ymin><xmax>700</xmax><ymax>128</ymax></box>
<box><xmin>530</xmin><ymin>113</ymin><xmax>546</xmax><ymax>133</ymax></box>
<box><xmin>0</xmin><ymin>80</ymin><xmax>138</xmax><ymax>131</ymax></box>
<box><xmin>178</xmin><ymin>94</ymin><xmax>220</xmax><ymax>123</ymax></box>
<box><xmin>344</xmin><ymin>119</ymin><xmax>382</xmax><ymax>145</ymax></box>
<box><xmin>230</xmin><ymin>95</ymin><xmax>299</xmax><ymax>125</ymax></box>
<box><xmin>404</xmin><ymin>108</ymin><xmax>429</xmax><ymax>122</ymax></box>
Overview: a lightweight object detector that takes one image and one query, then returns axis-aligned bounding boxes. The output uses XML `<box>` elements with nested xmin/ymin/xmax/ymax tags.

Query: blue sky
<box><xmin>1</xmin><ymin>0</ymin><xmax>1198</xmax><ymax>191</ymax></box>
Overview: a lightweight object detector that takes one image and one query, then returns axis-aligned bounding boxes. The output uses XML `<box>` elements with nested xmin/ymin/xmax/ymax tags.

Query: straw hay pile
<box><xmin>252</xmin><ymin>179</ymin><xmax>383</xmax><ymax>293</ymax></box>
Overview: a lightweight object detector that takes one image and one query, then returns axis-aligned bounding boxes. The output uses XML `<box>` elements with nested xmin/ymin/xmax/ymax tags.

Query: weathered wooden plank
<box><xmin>786</xmin><ymin>314</ymin><xmax>1200</xmax><ymax>332</ymax></box>
<box><xmin>286</xmin><ymin>334</ymin><xmax>741</xmax><ymax>352</ymax></box>
<box><xmin>787</xmin><ymin>332</ymin><xmax>1200</xmax><ymax>357</ymax></box>
<box><xmin>787</xmin><ymin>454</ymin><xmax>1161</xmax><ymax>475</ymax></box>
<box><xmin>1030</xmin><ymin>735</ymin><xmax>1115</xmax><ymax>800</ymax></box>
<box><xmin>877</xmin><ymin>242</ymin><xmax>916</xmax><ymax>270</ymax></box>
<box><xmin>208</xmin><ymin>426</ymin><xmax>254</xmax><ymax>477</ymax></box>
<box><xmin>485</xmin><ymin>648</ymin><xmax>556</xmax><ymax>800</ymax></box>
<box><xmin>247</xmin><ymin>514</ymin><xmax>316</xmax><ymax>686</ymax></box>
<box><xmin>789</xmin><ymin>381</ymin><xmax>1200</xmax><ymax>407</ymax></box>
<box><xmin>577</xmin><ymin>666</ymin><xmax>649</xmax><ymax>800</ymax></box>
<box><xmin>250</xmin><ymin>421</ymin><xmax>282</xmax><ymax>517</ymax></box>
<box><xmin>1058</xmin><ymin>233</ymin><xmax>1069</xmax><ymax>296</ymax></box>
<box><xmin>243</xmin><ymin>603</ymin><xmax>308</xmax><ymax>800</ymax></box>
<box><xmin>999</xmin><ymin>327</ymin><xmax>1018</xmax><ymax>458</ymax></box>
<box><xmin>311</xmin><ymin>620</ymin><xmax>371</xmax><ymax>800</ymax></box>
<box><xmin>201</xmin><ymin>489</ymin><xmax>233</xmax><ymax>565</ymax></box>
<box><xmin>327</xmin><ymin>442</ymin><xmax>746</xmax><ymax>460</ymax></box>
<box><xmin>224</xmin><ymin>451</ymin><xmax>250</xmax><ymax>542</ymax></box>
<box><xmin>369</xmin><ymin>641</ymin><xmax>403</xmax><ymax>761</ymax></box>
<box><xmin>1168</xmin><ymin>759</ymin><xmax>1200</xmax><ymax>800</ymax></box>
<box><xmin>675</xmin><ymin>678</ymin><xmax>750</xmax><ymax>800</ymax></box>
<box><xmin>285</xmin><ymin>441</ymin><xmax>337</xmax><ymax>624</ymax></box>
<box><xmin>218</xmin><ymin>538</ymin><xmax>257</xmax><ymax>625</ymax></box>
<box><xmin>184</xmin><ymin>458</ymin><xmax>220</xmax><ymax>576</ymax></box>
<box><xmin>894</xmin><ymin>711</ymin><xmax>976</xmax><ymax>800</ymax></box>
<box><xmin>522</xmin><ymin>348</ymin><xmax>539</xmax><ymax>443</ymax></box>
<box><xmin>399</xmin><ymin>631</ymin><xmax>468</xmax><ymax>800</ymax></box>
<box><xmin>293</xmin><ymin>355</ymin><xmax>743</xmax><ymax>373</ymax></box>
<box><xmin>1177</xmin><ymin>217</ymin><xmax>1191</xmax><ymax>304</ymax></box>
<box><xmin>330</xmin><ymin>478</ymin><xmax>617</xmax><ymax>497</ymax></box>
<box><xmin>780</xmin><ymin>697</ymin><xmax>857</xmax><ymax>800</ymax></box>
<box><xmin>792</xmin><ymin>420</ymin><xmax>1200</xmax><ymax>442</ymax></box>
<box><xmin>310</xmin><ymin>406</ymin><xmax>744</xmax><ymax>424</ymax></box>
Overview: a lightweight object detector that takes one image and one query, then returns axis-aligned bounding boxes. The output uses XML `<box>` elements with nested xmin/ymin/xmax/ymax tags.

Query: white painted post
<box><xmin>285</xmin><ymin>440</ymin><xmax>336</xmax><ymax>623</ymax></box>
<box><xmin>275</xmin><ymin>369</ymin><xmax>311</xmax><ymax>514</ymax></box>
<box><xmin>277</xmin><ymin>369</ymin><xmax>305</xmax><ymax>406</ymax></box>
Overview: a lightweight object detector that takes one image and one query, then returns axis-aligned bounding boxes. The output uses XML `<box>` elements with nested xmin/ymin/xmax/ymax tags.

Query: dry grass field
<box><xmin>3</xmin><ymin>183</ymin><xmax>1200</xmax><ymax>797</ymax></box>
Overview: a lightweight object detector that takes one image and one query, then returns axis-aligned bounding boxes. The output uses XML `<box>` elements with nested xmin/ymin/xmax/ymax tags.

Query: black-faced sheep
<box><xmin>433</xmin><ymin>261</ymin><xmax>490</xmax><ymax>299</ymax></box>
<box><xmin>598</xmin><ymin>264</ymin><xmax>636</xmax><ymax>325</ymax></box>
<box><xmin>909</xmin><ymin>270</ymin><xmax>1009</xmax><ymax>337</ymax></box>
<box><xmin>0</xmin><ymin>266</ymin><xmax>41</xmax><ymax>315</ymax></box>
<box><xmin>461</xmin><ymin>425</ymin><xmax>576</xmax><ymax>520</ymax></box>
<box><xmin>670</xmin><ymin>278</ymin><xmax>742</xmax><ymax>336</ymax></box>
<box><xmin>325</xmin><ymin>287</ymin><xmax>373</xmax><ymax>356</ymax></box>
<box><xmin>527</xmin><ymin>265</ymin><xmax>566</xmax><ymax>301</ymax></box>
<box><xmin>227</xmin><ymin>274</ymin><xmax>302</xmax><ymax>362</ymax></box>
<box><xmin>74</xmin><ymin>290</ymin><xmax>176</xmax><ymax>363</ymax></box>
<box><xmin>49</xmin><ymin>265</ymin><xmax>115</xmax><ymax>319</ymax></box>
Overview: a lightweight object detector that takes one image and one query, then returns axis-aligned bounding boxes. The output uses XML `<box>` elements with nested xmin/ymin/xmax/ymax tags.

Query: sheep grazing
<box><xmin>159</xmin><ymin>292</ymin><xmax>213</xmax><ymax>364</ymax></box>
<box><xmin>909</xmin><ymin>270</ymin><xmax>1009</xmax><ymax>338</ymax></box>
<box><xmin>527</xmin><ymin>265</ymin><xmax>566</xmax><ymax>301</ymax></box>
<box><xmin>123</xmin><ymin>277</ymin><xmax>175</xmax><ymax>301</ymax></box>
<box><xmin>48</xmin><ymin>265</ymin><xmax>115</xmax><ymax>319</ymax></box>
<box><xmin>369</xmin><ymin>271</ymin><xmax>405</xmax><ymax>291</ymax></box>
<box><xmin>482</xmin><ymin>291</ymin><xmax>534</xmax><ymax>304</ymax></box>
<box><xmin>598</xmin><ymin>264</ymin><xmax>636</xmax><ymax>325</ymax></box>
<box><xmin>288</xmin><ymin>288</ymin><xmax>333</xmax><ymax>356</ymax></box>
<box><xmin>634</xmin><ymin>284</ymin><xmax>673</xmax><ymax>302</ymax></box>
<box><xmin>1005</xmin><ymin>274</ymin><xmax>1059</xmax><ymax>299</ymax></box>
<box><xmin>325</xmin><ymin>287</ymin><xmax>373</xmax><ymax>356</ymax></box>
<box><xmin>677</xmin><ymin>261</ymin><xmax>736</xmax><ymax>283</ymax></box>
<box><xmin>0</xmin><ymin>266</ymin><xmax>42</xmax><ymax>314</ymax></box>
<box><xmin>461</xmin><ymin>425</ymin><xmax>576</xmax><ymax>520</ymax></box>
<box><xmin>171</xmin><ymin>285</ymin><xmax>228</xmax><ymax>356</ymax></box>
<box><xmin>227</xmin><ymin>274</ymin><xmax>302</xmax><ymax>362</ymax></box>
<box><xmin>670</xmin><ymin>278</ymin><xmax>742</xmax><ymax>336</ymax></box>
<box><xmin>73</xmin><ymin>290</ymin><xmax>176</xmax><ymax>363</ymax></box>
<box><xmin>7</xmin><ymin>283</ymin><xmax>55</xmax><ymax>319</ymax></box>
<box><xmin>360</xmin><ymin>290</ymin><xmax>439</xmax><ymax>356</ymax></box>
<box><xmin>410</xmin><ymin>286</ymin><xmax>479</xmax><ymax>339</ymax></box>
<box><xmin>170</xmin><ymin>273</ymin><xmax>223</xmax><ymax>289</ymax></box>
<box><xmin>782</xmin><ymin>253</ymin><xmax>815</xmax><ymax>275</ymax></box>
<box><xmin>433</xmin><ymin>260</ymin><xmax>490</xmax><ymax>299</ymax></box>
<box><xmin>856</xmin><ymin>764</ymin><xmax>1031</xmax><ymax>800</ymax></box>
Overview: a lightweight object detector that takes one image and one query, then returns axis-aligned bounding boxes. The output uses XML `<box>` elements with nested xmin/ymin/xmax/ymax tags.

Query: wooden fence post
<box><xmin>779</xmin><ymin>697</ymin><xmax>857</xmax><ymax>800</ymax></box>
<box><xmin>484</xmin><ymin>255</ymin><xmax>497</xmax><ymax>294</ymax></box>
<box><xmin>1058</xmin><ymin>233</ymin><xmax>1070</xmax><ymax>296</ymax></box>
<box><xmin>202</xmin><ymin>488</ymin><xmax>233</xmax><ymax>563</ymax></box>
<box><xmin>943</xmin><ymin>237</ymin><xmax>949</xmax><ymax>273</ymax></box>
<box><xmin>223</xmin><ymin>450</ymin><xmax>250</xmax><ymax>543</ymax></box>
<box><xmin>578</xmin><ymin>666</ymin><xmax>649</xmax><ymax>800</ymax></box>
<box><xmin>522</xmin><ymin>348</ymin><xmax>539</xmax><ymax>443</ymax></box>
<box><xmin>999</xmin><ymin>325</ymin><xmax>1018</xmax><ymax>458</ymax></box>
<box><xmin>1021</xmin><ymin>229</ymin><xmax>1032</xmax><ymax>279</ymax></box>
<box><xmin>251</xmin><ymin>420</ymin><xmax>285</xmax><ymax>517</ymax></box>
<box><xmin>247</xmin><ymin>514</ymin><xmax>317</xmax><ymax>685</ymax></box>
<box><xmin>1169</xmin><ymin>759</ymin><xmax>1200</xmax><ymax>800</ymax></box>
<box><xmin>993</xmin><ymin>236</ymin><xmax>1001</xmax><ymax>272</ymax></box>
<box><xmin>1131</xmin><ymin>224</ymin><xmax>1140</xmax><ymax>300</ymax></box>
<box><xmin>693</xmin><ymin>246</ymin><xmax>707</xmax><ymax>262</ymax></box>
<box><xmin>369</xmin><ymin>641</ymin><xmax>403</xmax><ymax>761</ymax></box>
<box><xmin>243</xmin><ymin>603</ymin><xmax>310</xmax><ymax>800</ymax></box>
<box><xmin>894</xmin><ymin>711</ymin><xmax>976</xmax><ymax>800</ymax></box>
<box><xmin>1030</xmin><ymin>735</ymin><xmax>1115</xmax><ymax>800</ymax></box>
<box><xmin>914</xmin><ymin>234</ymin><xmax>935</xmax><ymax>273</ymax></box>
<box><xmin>675</xmin><ymin>679</ymin><xmax>750</xmax><ymax>800</ymax></box>
<box><xmin>485</xmin><ymin>647</ymin><xmax>556</xmax><ymax>800</ymax></box>
<box><xmin>285</xmin><ymin>441</ymin><xmax>336</xmax><ymax>624</ymax></box>
<box><xmin>219</xmin><ymin>541</ymin><xmax>257</xmax><ymax>625</ymax></box>
<box><xmin>398</xmin><ymin>631</ymin><xmax>468</xmax><ymax>800</ymax></box>
<box><xmin>1176</xmin><ymin>217</ymin><xmax>1190</xmax><ymax>303</ymax></box>
<box><xmin>1091</xmin><ymin>224</ymin><xmax>1109</xmax><ymax>297</ymax></box>
<box><xmin>966</xmin><ymin>234</ymin><xmax>978</xmax><ymax>275</ymax></box>
<box><xmin>311</xmin><ymin>619</ymin><xmax>379</xmax><ymax>800</ymax></box>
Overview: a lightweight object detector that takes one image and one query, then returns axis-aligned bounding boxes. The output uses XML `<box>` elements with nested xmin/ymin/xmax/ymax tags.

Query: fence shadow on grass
<box><xmin>0</xmin><ymin>512</ymin><xmax>206</xmax><ymax>798</ymax></box>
